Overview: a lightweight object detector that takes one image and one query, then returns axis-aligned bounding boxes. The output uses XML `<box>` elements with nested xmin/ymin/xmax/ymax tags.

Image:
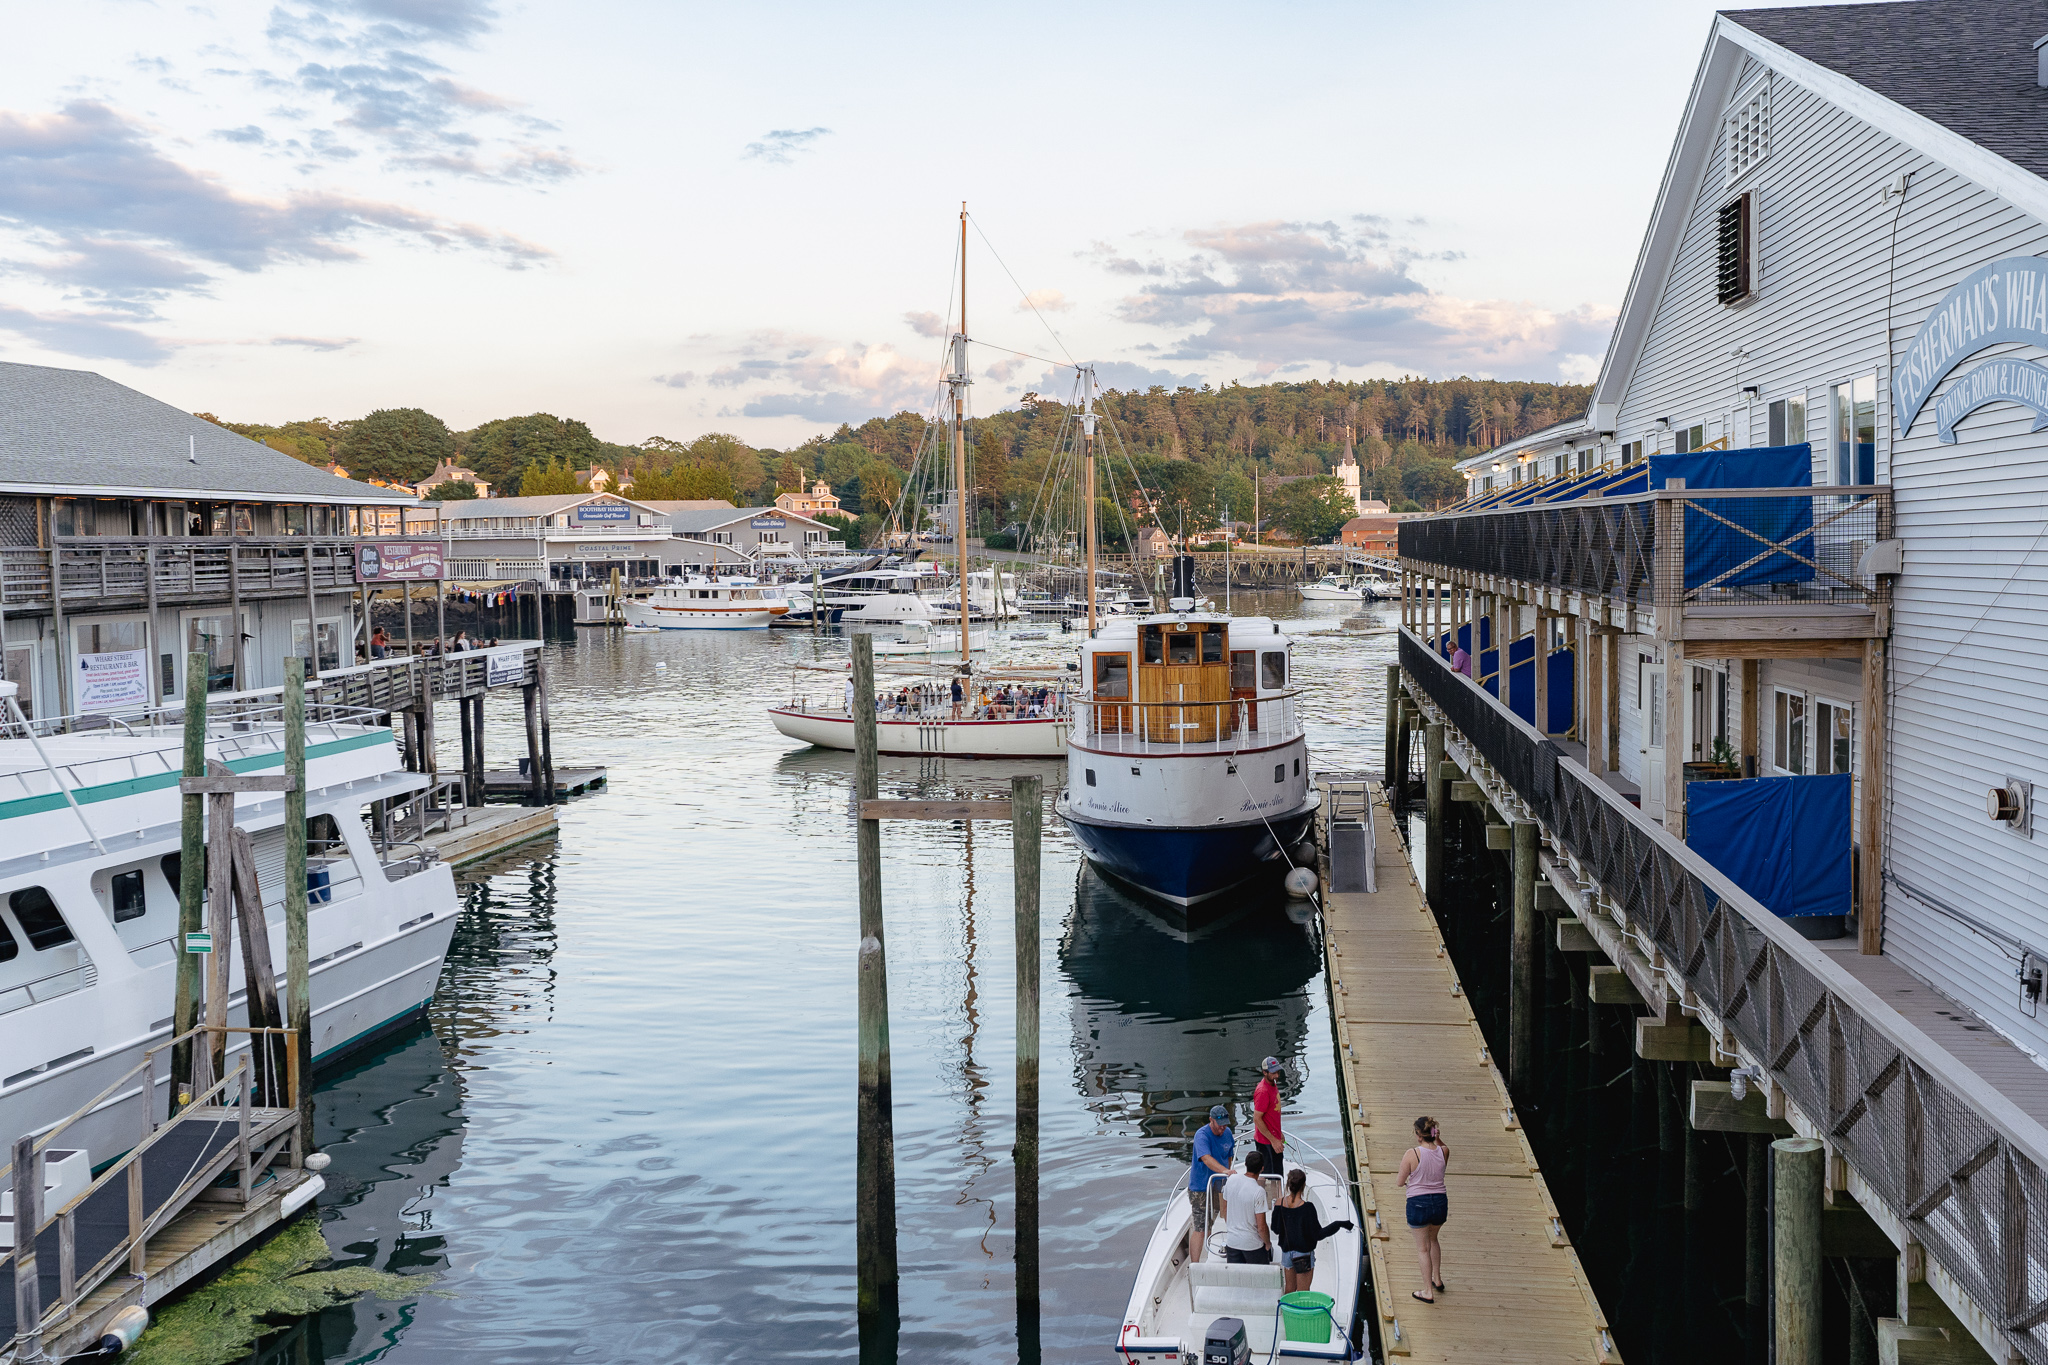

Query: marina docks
<box><xmin>1318</xmin><ymin>779</ymin><xmax>1614</xmax><ymax>1362</ymax></box>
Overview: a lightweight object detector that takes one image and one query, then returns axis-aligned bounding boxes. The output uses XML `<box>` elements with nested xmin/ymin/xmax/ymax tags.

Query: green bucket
<box><xmin>1278</xmin><ymin>1290</ymin><xmax>1335</xmax><ymax>1343</ymax></box>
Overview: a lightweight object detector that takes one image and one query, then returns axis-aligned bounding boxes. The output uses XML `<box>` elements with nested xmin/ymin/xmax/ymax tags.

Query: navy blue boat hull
<box><xmin>1058</xmin><ymin>800</ymin><xmax>1316</xmax><ymax>907</ymax></box>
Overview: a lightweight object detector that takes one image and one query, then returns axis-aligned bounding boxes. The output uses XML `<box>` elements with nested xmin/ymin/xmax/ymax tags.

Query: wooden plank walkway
<box><xmin>1320</xmin><ymin>784</ymin><xmax>1617</xmax><ymax>1363</ymax></box>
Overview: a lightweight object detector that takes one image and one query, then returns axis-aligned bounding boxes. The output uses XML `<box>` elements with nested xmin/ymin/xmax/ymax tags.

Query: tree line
<box><xmin>198</xmin><ymin>373</ymin><xmax>1587</xmax><ymax>544</ymax></box>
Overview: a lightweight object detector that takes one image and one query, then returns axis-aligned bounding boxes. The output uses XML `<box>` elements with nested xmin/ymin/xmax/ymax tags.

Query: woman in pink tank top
<box><xmin>1397</xmin><ymin>1115</ymin><xmax>1450</xmax><ymax>1303</ymax></box>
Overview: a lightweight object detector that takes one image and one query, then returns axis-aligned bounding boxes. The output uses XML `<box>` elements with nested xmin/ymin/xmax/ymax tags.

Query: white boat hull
<box><xmin>621</xmin><ymin>601</ymin><xmax>778</xmax><ymax>630</ymax></box>
<box><xmin>1296</xmin><ymin>584</ymin><xmax>1362</xmax><ymax>601</ymax></box>
<box><xmin>767</xmin><ymin>706</ymin><xmax>1068</xmax><ymax>758</ymax></box>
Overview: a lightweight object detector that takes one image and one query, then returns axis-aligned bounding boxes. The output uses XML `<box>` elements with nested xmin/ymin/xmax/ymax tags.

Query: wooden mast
<box><xmin>953</xmin><ymin>205</ymin><xmax>971</xmax><ymax>662</ymax></box>
<box><xmin>1082</xmin><ymin>365</ymin><xmax>1098</xmax><ymax>636</ymax></box>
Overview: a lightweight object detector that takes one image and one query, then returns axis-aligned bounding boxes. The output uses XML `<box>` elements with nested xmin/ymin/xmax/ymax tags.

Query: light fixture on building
<box><xmin>1517</xmin><ymin>452</ymin><xmax>1530</xmax><ymax>463</ymax></box>
<box><xmin>1491</xmin><ymin>462</ymin><xmax>1503</xmax><ymax>473</ymax></box>
<box><xmin>1656</xmin><ymin>417</ymin><xmax>1672</xmax><ymax>430</ymax></box>
<box><xmin>1729</xmin><ymin>1065</ymin><xmax>1765</xmax><ymax>1102</ymax></box>
<box><xmin>1741</xmin><ymin>385</ymin><xmax>1760</xmax><ymax>399</ymax></box>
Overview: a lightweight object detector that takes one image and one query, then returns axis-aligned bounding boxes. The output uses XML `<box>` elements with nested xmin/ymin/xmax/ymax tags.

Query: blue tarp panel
<box><xmin>1686</xmin><ymin>773</ymin><xmax>1851</xmax><ymax>921</ymax></box>
<box><xmin>1645</xmin><ymin>442</ymin><xmax>1815</xmax><ymax>591</ymax></box>
<box><xmin>1499</xmin><ymin>639</ymin><xmax>1573</xmax><ymax>732</ymax></box>
<box><xmin>1591</xmin><ymin>464</ymin><xmax>1648</xmax><ymax>497</ymax></box>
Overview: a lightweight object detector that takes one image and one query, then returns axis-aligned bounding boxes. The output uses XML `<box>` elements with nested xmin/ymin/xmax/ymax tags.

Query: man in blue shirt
<box><xmin>1188</xmin><ymin>1104</ymin><xmax>1235</xmax><ymax>1262</ymax></box>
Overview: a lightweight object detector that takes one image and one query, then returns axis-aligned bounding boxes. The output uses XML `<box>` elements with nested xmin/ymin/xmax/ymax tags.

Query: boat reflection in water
<box><xmin>1059</xmin><ymin>864</ymin><xmax>1321</xmax><ymax>1140</ymax></box>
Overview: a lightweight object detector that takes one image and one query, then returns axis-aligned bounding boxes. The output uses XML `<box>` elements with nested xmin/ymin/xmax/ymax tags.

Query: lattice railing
<box><xmin>1401</xmin><ymin>627</ymin><xmax>2048</xmax><ymax>1361</ymax></box>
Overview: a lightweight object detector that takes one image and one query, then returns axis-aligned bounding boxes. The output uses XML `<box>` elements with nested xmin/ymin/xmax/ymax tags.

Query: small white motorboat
<box><xmin>871</xmin><ymin>620</ymin><xmax>989</xmax><ymax>657</ymax></box>
<box><xmin>1114</xmin><ymin>1146</ymin><xmax>1363</xmax><ymax>1363</ymax></box>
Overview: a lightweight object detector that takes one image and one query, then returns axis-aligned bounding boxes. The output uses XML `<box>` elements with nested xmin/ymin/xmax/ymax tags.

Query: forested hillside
<box><xmin>200</xmin><ymin>374</ymin><xmax>1586</xmax><ymax>544</ymax></box>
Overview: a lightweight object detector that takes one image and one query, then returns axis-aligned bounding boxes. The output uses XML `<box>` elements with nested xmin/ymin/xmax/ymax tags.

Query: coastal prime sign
<box><xmin>1895</xmin><ymin>256</ymin><xmax>2048</xmax><ymax>434</ymax></box>
<box><xmin>1933</xmin><ymin>357</ymin><xmax>2048</xmax><ymax>444</ymax></box>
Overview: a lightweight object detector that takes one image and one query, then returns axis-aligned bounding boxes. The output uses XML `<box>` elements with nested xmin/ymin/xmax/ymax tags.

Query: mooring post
<box><xmin>1423</xmin><ymin>722</ymin><xmax>1445</xmax><ymax>900</ymax></box>
<box><xmin>523</xmin><ymin>680</ymin><xmax>546</xmax><ymax>807</ymax></box>
<box><xmin>1392</xmin><ymin>701</ymin><xmax>1412</xmax><ymax>805</ymax></box>
<box><xmin>1382</xmin><ymin>665</ymin><xmax>1400</xmax><ymax>790</ymax></box>
<box><xmin>1011</xmin><ymin>772</ymin><xmax>1042</xmax><ymax>1348</ymax></box>
<box><xmin>11</xmin><ymin>1134</ymin><xmax>41</xmax><ymax>1364</ymax></box>
<box><xmin>1774</xmin><ymin>1136</ymin><xmax>1824</xmax><ymax>1365</ymax></box>
<box><xmin>284</xmin><ymin>658</ymin><xmax>315</xmax><ymax>1153</ymax></box>
<box><xmin>1747</xmin><ymin>1132</ymin><xmax>1769</xmax><ymax>1364</ymax></box>
<box><xmin>852</xmin><ymin>635</ymin><xmax>898</xmax><ymax>1320</ymax></box>
<box><xmin>172</xmin><ymin>653</ymin><xmax>208</xmax><ymax>1113</ymax></box>
<box><xmin>1509</xmin><ymin>819</ymin><xmax>1538</xmax><ymax>1093</ymax></box>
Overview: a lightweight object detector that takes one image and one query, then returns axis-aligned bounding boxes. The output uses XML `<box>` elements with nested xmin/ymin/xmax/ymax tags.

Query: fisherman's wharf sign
<box><xmin>1895</xmin><ymin>256</ymin><xmax>2048</xmax><ymax>436</ymax></box>
<box><xmin>1932</xmin><ymin>356</ymin><xmax>2048</xmax><ymax>444</ymax></box>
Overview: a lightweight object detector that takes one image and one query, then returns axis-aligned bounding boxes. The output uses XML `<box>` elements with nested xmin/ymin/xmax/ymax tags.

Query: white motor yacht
<box><xmin>1297</xmin><ymin>574</ymin><xmax>1367</xmax><ymax>602</ymax></box>
<box><xmin>622</xmin><ymin>576</ymin><xmax>788</xmax><ymax>630</ymax></box>
<box><xmin>816</xmin><ymin>568</ymin><xmax>939</xmax><ymax>625</ymax></box>
<box><xmin>0</xmin><ymin>689</ymin><xmax>460</xmax><ymax>1169</ymax></box>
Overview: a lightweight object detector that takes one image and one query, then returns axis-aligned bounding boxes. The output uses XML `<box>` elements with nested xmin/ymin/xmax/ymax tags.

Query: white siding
<box><xmin>1610</xmin><ymin>55</ymin><xmax>2048</xmax><ymax>1054</ymax></box>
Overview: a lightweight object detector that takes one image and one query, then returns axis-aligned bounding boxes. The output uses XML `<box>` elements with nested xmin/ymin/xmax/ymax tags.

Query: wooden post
<box><xmin>1424</xmin><ymin>722</ymin><xmax>1445</xmax><ymax>900</ymax></box>
<box><xmin>403</xmin><ymin>581</ymin><xmax>414</xmax><ymax>656</ymax></box>
<box><xmin>1740</xmin><ymin>658</ymin><xmax>1761</xmax><ymax>778</ymax></box>
<box><xmin>228</xmin><ymin>541</ymin><xmax>244</xmax><ymax>690</ymax></box>
<box><xmin>229</xmin><ymin>828</ymin><xmax>286</xmax><ymax>1105</ymax></box>
<box><xmin>144</xmin><ymin>544</ymin><xmax>161</xmax><ymax>708</ymax></box>
<box><xmin>1584</xmin><ymin>622</ymin><xmax>1606</xmax><ymax>774</ymax></box>
<box><xmin>458</xmin><ymin>691</ymin><xmax>475</xmax><ymax>802</ymax></box>
<box><xmin>1860</xmin><ymin>639</ymin><xmax>1885</xmax><ymax>954</ymax></box>
<box><xmin>11</xmin><ymin>1135</ymin><xmax>41</xmax><ymax>1362</ymax></box>
<box><xmin>523</xmin><ymin>682</ymin><xmax>545</xmax><ymax>806</ymax></box>
<box><xmin>852</xmin><ymin>634</ymin><xmax>897</xmax><ymax>1318</ymax></box>
<box><xmin>1532</xmin><ymin>611</ymin><xmax>1550</xmax><ymax>733</ymax></box>
<box><xmin>1012</xmin><ymin>773</ymin><xmax>1042</xmax><ymax>1320</ymax></box>
<box><xmin>1774</xmin><ymin>1136</ymin><xmax>1824</xmax><ymax>1365</ymax></box>
<box><xmin>1382</xmin><ymin>664</ymin><xmax>1400</xmax><ymax>788</ymax></box>
<box><xmin>1604</xmin><ymin>631</ymin><xmax>1622</xmax><ymax>773</ymax></box>
<box><xmin>304</xmin><ymin>549</ymin><xmax>320</xmax><ymax>682</ymax></box>
<box><xmin>473</xmin><ymin>697</ymin><xmax>487</xmax><ymax>807</ymax></box>
<box><xmin>1495</xmin><ymin>598</ymin><xmax>1513</xmax><ymax>700</ymax></box>
<box><xmin>1510</xmin><ymin>819</ymin><xmax>1539</xmax><ymax>1096</ymax></box>
<box><xmin>1665</xmin><ymin>643</ymin><xmax>1686</xmax><ymax>836</ymax></box>
<box><xmin>172</xmin><ymin>654</ymin><xmax>208</xmax><ymax>1112</ymax></box>
<box><xmin>285</xmin><ymin>658</ymin><xmax>313</xmax><ymax>1151</ymax></box>
<box><xmin>536</xmin><ymin>651</ymin><xmax>556</xmax><ymax>803</ymax></box>
<box><xmin>51</xmin><ymin>542</ymin><xmax>72</xmax><ymax>719</ymax></box>
<box><xmin>203</xmin><ymin>773</ymin><xmax>236</xmax><ymax>1091</ymax></box>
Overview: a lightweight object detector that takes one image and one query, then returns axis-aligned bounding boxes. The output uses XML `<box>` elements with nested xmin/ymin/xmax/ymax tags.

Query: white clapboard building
<box><xmin>1401</xmin><ymin>4</ymin><xmax>2048</xmax><ymax>1357</ymax></box>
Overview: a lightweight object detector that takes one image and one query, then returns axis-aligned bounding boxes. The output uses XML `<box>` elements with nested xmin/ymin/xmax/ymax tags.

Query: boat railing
<box><xmin>0</xmin><ymin>955</ymin><xmax>97</xmax><ymax>1020</ymax></box>
<box><xmin>1074</xmin><ymin>691</ymin><xmax>1304</xmax><ymax>752</ymax></box>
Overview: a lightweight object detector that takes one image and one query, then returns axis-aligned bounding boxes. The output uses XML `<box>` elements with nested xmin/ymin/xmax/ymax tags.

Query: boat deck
<box><xmin>1319</xmin><ymin>785</ymin><xmax>1616</xmax><ymax>1362</ymax></box>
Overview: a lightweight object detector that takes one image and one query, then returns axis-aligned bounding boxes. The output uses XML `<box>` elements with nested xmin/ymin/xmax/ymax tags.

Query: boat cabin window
<box><xmin>1201</xmin><ymin>631</ymin><xmax>1223</xmax><ymax>665</ymax></box>
<box><xmin>10</xmin><ymin>887</ymin><xmax>74</xmax><ymax>951</ymax></box>
<box><xmin>309</xmin><ymin>814</ymin><xmax>346</xmax><ymax>856</ymax></box>
<box><xmin>1262</xmin><ymin>651</ymin><xmax>1286</xmax><ymax>689</ymax></box>
<box><xmin>1231</xmin><ymin>650</ymin><xmax>1256</xmax><ymax>691</ymax></box>
<box><xmin>1094</xmin><ymin>653</ymin><xmax>1130</xmax><ymax>699</ymax></box>
<box><xmin>112</xmin><ymin>869</ymin><xmax>146</xmax><ymax>922</ymax></box>
<box><xmin>1141</xmin><ymin>626</ymin><xmax>1164</xmax><ymax>664</ymax></box>
<box><xmin>1168</xmin><ymin>631</ymin><xmax>1198</xmax><ymax>666</ymax></box>
<box><xmin>0</xmin><ymin>916</ymin><xmax>12</xmax><ymax>962</ymax></box>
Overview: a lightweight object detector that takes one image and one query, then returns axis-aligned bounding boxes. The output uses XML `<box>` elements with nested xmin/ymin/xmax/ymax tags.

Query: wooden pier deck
<box><xmin>1319</xmin><ymin>782</ymin><xmax>1616</xmax><ymax>1363</ymax></box>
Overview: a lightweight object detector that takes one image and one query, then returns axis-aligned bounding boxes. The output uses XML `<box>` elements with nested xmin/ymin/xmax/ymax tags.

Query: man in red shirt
<box><xmin>1254</xmin><ymin>1056</ymin><xmax>1285</xmax><ymax>1186</ymax></box>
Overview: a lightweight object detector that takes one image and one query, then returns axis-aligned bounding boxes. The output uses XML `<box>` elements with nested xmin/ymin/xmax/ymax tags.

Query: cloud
<box><xmin>691</xmin><ymin>330</ymin><xmax>938</xmax><ymax>424</ymax></box>
<box><xmin>0</xmin><ymin>302</ymin><xmax>172</xmax><ymax>364</ymax></box>
<box><xmin>268</xmin><ymin>334</ymin><xmax>356</xmax><ymax>350</ymax></box>
<box><xmin>1021</xmin><ymin>362</ymin><xmax>1205</xmax><ymax>397</ymax></box>
<box><xmin>1110</xmin><ymin>218</ymin><xmax>1612</xmax><ymax>381</ymax></box>
<box><xmin>655</xmin><ymin>371</ymin><xmax>696</xmax><ymax>389</ymax></box>
<box><xmin>264</xmin><ymin>1</ymin><xmax>580</xmax><ymax>185</ymax></box>
<box><xmin>213</xmin><ymin>125</ymin><xmax>268</xmax><ymax>144</ymax></box>
<box><xmin>1017</xmin><ymin>287</ymin><xmax>1069</xmax><ymax>313</ymax></box>
<box><xmin>903</xmin><ymin>309</ymin><xmax>947</xmax><ymax>338</ymax></box>
<box><xmin>742</xmin><ymin>126</ymin><xmax>830</xmax><ymax>165</ymax></box>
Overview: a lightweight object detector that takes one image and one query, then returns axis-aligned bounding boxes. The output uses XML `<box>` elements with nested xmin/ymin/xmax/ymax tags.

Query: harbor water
<box><xmin>264</xmin><ymin>592</ymin><xmax>1399</xmax><ymax>1363</ymax></box>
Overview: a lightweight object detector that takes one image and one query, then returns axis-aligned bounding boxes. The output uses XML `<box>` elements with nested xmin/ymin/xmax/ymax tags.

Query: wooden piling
<box><xmin>201</xmin><ymin>776</ymin><xmax>236</xmax><ymax>1091</ymax></box>
<box><xmin>1423</xmin><ymin>722</ymin><xmax>1445</xmax><ymax>897</ymax></box>
<box><xmin>1012</xmin><ymin>773</ymin><xmax>1042</xmax><ymax>1325</ymax></box>
<box><xmin>1382</xmin><ymin>664</ymin><xmax>1400</xmax><ymax>786</ymax></box>
<box><xmin>172</xmin><ymin>653</ymin><xmax>208</xmax><ymax>1111</ymax></box>
<box><xmin>229</xmin><ymin>828</ymin><xmax>286</xmax><ymax>1105</ymax></box>
<box><xmin>11</xmin><ymin>1135</ymin><xmax>41</xmax><ymax>1362</ymax></box>
<box><xmin>284</xmin><ymin>658</ymin><xmax>314</xmax><ymax>1153</ymax></box>
<box><xmin>851</xmin><ymin>635</ymin><xmax>898</xmax><ymax>1318</ymax></box>
<box><xmin>523</xmin><ymin>681</ymin><xmax>546</xmax><ymax>807</ymax></box>
<box><xmin>1747</xmin><ymin>1132</ymin><xmax>1769</xmax><ymax>1364</ymax></box>
<box><xmin>1509</xmin><ymin>819</ymin><xmax>1537</xmax><ymax>1094</ymax></box>
<box><xmin>1774</xmin><ymin>1136</ymin><xmax>1824</xmax><ymax>1365</ymax></box>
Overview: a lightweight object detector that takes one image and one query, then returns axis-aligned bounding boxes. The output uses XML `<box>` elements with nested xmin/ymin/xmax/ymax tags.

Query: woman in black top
<box><xmin>1270</xmin><ymin>1169</ymin><xmax>1354</xmax><ymax>1294</ymax></box>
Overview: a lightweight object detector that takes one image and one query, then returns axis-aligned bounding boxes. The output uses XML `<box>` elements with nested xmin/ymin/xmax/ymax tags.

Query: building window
<box><xmin>1832</xmin><ymin>377</ymin><xmax>1877</xmax><ymax>485</ymax></box>
<box><xmin>1774</xmin><ymin>690</ymin><xmax>1807</xmax><ymax>774</ymax></box>
<box><xmin>1577</xmin><ymin>449</ymin><xmax>1591</xmax><ymax>474</ymax></box>
<box><xmin>1725</xmin><ymin>80</ymin><xmax>1770</xmax><ymax>185</ymax></box>
<box><xmin>1815</xmin><ymin>699</ymin><xmax>1854</xmax><ymax>776</ymax></box>
<box><xmin>1675</xmin><ymin>424</ymin><xmax>1707</xmax><ymax>454</ymax></box>
<box><xmin>1717</xmin><ymin>193</ymin><xmax>1753</xmax><ymax>304</ymax></box>
<box><xmin>1621</xmin><ymin>440</ymin><xmax>1643</xmax><ymax>463</ymax></box>
<box><xmin>1768</xmin><ymin>396</ymin><xmax>1805</xmax><ymax>447</ymax></box>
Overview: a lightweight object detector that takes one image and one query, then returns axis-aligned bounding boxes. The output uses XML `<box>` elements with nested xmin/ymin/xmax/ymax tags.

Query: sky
<box><xmin>1</xmin><ymin>0</ymin><xmax>1767</xmax><ymax>447</ymax></box>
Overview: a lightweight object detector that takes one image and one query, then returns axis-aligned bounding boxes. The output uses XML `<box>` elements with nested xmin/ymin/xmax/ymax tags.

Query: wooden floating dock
<box><xmin>425</xmin><ymin>802</ymin><xmax>559</xmax><ymax>867</ymax></box>
<box><xmin>1318</xmin><ymin>781</ymin><xmax>1617</xmax><ymax>1363</ymax></box>
<box><xmin>481</xmin><ymin>766</ymin><xmax>606</xmax><ymax>800</ymax></box>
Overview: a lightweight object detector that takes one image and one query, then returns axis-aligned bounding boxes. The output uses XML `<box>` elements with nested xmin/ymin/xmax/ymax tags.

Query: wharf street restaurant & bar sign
<box><xmin>357</xmin><ymin>541</ymin><xmax>446</xmax><ymax>582</ymax></box>
<box><xmin>1895</xmin><ymin>256</ymin><xmax>2048</xmax><ymax>440</ymax></box>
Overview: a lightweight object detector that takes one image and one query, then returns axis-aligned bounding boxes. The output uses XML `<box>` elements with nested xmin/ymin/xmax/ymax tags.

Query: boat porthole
<box><xmin>1085</xmin><ymin>769</ymin><xmax>1096</xmax><ymax>786</ymax></box>
<box><xmin>1274</xmin><ymin>764</ymin><xmax>1284</xmax><ymax>783</ymax></box>
<box><xmin>1293</xmin><ymin>758</ymin><xmax>1300</xmax><ymax>776</ymax></box>
<box><xmin>1226</xmin><ymin>762</ymin><xmax>1236</xmax><ymax>774</ymax></box>
<box><xmin>1131</xmin><ymin>766</ymin><xmax>1140</xmax><ymax>776</ymax></box>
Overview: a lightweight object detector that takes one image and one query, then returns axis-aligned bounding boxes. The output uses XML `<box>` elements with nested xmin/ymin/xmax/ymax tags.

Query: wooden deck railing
<box><xmin>0</xmin><ymin>538</ymin><xmax>363</xmax><ymax>611</ymax></box>
<box><xmin>1399</xmin><ymin>627</ymin><xmax>2048</xmax><ymax>1363</ymax></box>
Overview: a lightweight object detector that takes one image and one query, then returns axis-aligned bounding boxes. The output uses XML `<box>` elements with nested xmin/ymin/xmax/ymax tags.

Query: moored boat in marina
<box><xmin>621</xmin><ymin>576</ymin><xmax>788</xmax><ymax>630</ymax></box>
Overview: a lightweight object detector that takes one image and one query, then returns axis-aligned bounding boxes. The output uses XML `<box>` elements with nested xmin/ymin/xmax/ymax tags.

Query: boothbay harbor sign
<box><xmin>1895</xmin><ymin>255</ymin><xmax>2048</xmax><ymax>438</ymax></box>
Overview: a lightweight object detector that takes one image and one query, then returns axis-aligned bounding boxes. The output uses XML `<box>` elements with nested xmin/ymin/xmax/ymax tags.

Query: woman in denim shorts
<box><xmin>1397</xmin><ymin>1115</ymin><xmax>1449</xmax><ymax>1303</ymax></box>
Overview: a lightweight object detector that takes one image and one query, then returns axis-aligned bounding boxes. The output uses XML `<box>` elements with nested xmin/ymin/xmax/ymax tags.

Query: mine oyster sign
<box><xmin>1895</xmin><ymin>256</ymin><xmax>2048</xmax><ymax>442</ymax></box>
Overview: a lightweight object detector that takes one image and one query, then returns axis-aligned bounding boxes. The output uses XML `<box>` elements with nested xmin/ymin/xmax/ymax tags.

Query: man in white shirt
<box><xmin>1215</xmin><ymin>1149</ymin><xmax>1273</xmax><ymax>1264</ymax></box>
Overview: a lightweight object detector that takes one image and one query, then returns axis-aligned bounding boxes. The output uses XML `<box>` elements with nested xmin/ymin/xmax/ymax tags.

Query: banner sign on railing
<box><xmin>357</xmin><ymin>541</ymin><xmax>445</xmax><ymax>582</ymax></box>
<box><xmin>485</xmin><ymin>650</ymin><xmax>524</xmax><ymax>686</ymax></box>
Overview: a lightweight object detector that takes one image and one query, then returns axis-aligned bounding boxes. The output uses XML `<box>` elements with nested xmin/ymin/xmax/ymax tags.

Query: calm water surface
<box><xmin>265</xmin><ymin>591</ymin><xmax>1398</xmax><ymax>1364</ymax></box>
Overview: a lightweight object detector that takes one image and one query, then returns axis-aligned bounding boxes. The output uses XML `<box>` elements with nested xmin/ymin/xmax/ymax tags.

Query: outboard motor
<box><xmin>1203</xmin><ymin>1316</ymin><xmax>1250</xmax><ymax>1365</ymax></box>
<box><xmin>1170</xmin><ymin>554</ymin><xmax>1198</xmax><ymax>602</ymax></box>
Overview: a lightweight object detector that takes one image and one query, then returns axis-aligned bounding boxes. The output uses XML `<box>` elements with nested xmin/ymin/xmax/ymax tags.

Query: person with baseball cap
<box><xmin>1187</xmin><ymin>1104</ymin><xmax>1235</xmax><ymax>1262</ymax></box>
<box><xmin>1254</xmin><ymin>1056</ymin><xmax>1286</xmax><ymax>1185</ymax></box>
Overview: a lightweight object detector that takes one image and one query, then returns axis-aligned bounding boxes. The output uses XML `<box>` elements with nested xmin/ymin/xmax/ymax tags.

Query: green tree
<box><xmin>458</xmin><ymin>413</ymin><xmax>619</xmax><ymax>495</ymax></box>
<box><xmin>1400</xmin><ymin>460</ymin><xmax>1463</xmax><ymax>508</ymax></box>
<box><xmin>519</xmin><ymin>455</ymin><xmax>582</xmax><ymax>496</ymax></box>
<box><xmin>426</xmin><ymin>481</ymin><xmax>479</xmax><ymax>500</ymax></box>
<box><xmin>631</xmin><ymin>465</ymin><xmax>737</xmax><ymax>502</ymax></box>
<box><xmin>335</xmin><ymin>408</ymin><xmax>454</xmax><ymax>483</ymax></box>
<box><xmin>1268</xmin><ymin>477</ymin><xmax>1355</xmax><ymax>544</ymax></box>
